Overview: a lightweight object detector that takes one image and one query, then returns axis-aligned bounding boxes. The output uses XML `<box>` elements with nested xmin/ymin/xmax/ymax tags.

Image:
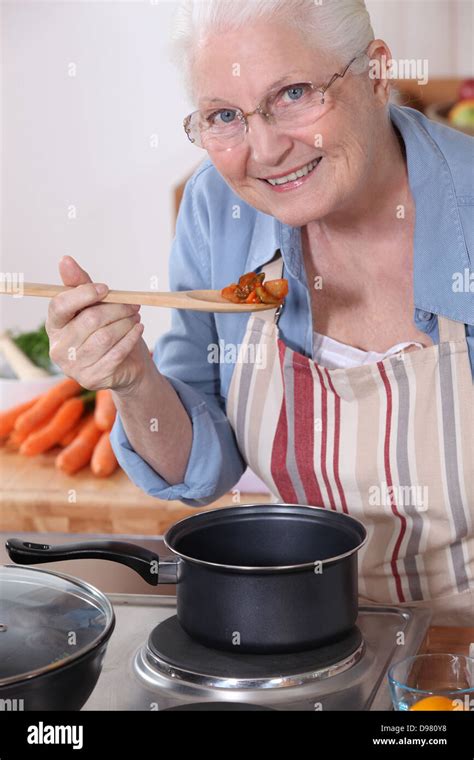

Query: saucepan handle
<box><xmin>5</xmin><ymin>538</ymin><xmax>179</xmax><ymax>585</ymax></box>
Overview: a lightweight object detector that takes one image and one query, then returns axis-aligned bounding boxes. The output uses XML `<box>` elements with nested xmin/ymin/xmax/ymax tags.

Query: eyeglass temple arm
<box><xmin>319</xmin><ymin>54</ymin><xmax>364</xmax><ymax>101</ymax></box>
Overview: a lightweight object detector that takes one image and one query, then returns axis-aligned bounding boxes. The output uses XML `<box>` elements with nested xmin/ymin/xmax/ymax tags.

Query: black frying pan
<box><xmin>0</xmin><ymin>564</ymin><xmax>114</xmax><ymax>710</ymax></box>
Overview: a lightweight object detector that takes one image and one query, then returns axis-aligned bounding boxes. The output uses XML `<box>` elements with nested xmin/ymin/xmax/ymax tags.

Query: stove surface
<box><xmin>0</xmin><ymin>533</ymin><xmax>431</xmax><ymax>711</ymax></box>
<box><xmin>83</xmin><ymin>594</ymin><xmax>431</xmax><ymax>711</ymax></box>
<box><xmin>144</xmin><ymin>614</ymin><xmax>364</xmax><ymax>687</ymax></box>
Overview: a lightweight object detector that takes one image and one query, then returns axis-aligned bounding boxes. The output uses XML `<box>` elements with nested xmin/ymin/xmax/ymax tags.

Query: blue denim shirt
<box><xmin>110</xmin><ymin>104</ymin><xmax>474</xmax><ymax>507</ymax></box>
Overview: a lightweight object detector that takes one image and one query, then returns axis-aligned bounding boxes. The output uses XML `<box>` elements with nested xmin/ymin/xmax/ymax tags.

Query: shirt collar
<box><xmin>246</xmin><ymin>104</ymin><xmax>471</xmax><ymax>322</ymax></box>
<box><xmin>245</xmin><ymin>211</ymin><xmax>303</xmax><ymax>280</ymax></box>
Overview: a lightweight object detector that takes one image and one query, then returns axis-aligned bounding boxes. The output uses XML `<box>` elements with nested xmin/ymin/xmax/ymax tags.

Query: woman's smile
<box><xmin>258</xmin><ymin>156</ymin><xmax>323</xmax><ymax>192</ymax></box>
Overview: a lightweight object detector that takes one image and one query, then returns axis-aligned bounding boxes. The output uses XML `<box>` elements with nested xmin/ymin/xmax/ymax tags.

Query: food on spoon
<box><xmin>221</xmin><ymin>270</ymin><xmax>288</xmax><ymax>305</ymax></box>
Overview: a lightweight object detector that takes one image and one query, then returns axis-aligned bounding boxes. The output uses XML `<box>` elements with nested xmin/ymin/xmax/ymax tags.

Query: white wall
<box><xmin>366</xmin><ymin>0</ymin><xmax>473</xmax><ymax>76</ymax></box>
<box><xmin>1</xmin><ymin>0</ymin><xmax>472</xmax><ymax>343</ymax></box>
<box><xmin>1</xmin><ymin>0</ymin><xmax>202</xmax><ymax>342</ymax></box>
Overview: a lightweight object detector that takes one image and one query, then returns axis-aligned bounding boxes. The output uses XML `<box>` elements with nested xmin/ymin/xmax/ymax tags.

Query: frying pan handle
<box><xmin>5</xmin><ymin>538</ymin><xmax>179</xmax><ymax>586</ymax></box>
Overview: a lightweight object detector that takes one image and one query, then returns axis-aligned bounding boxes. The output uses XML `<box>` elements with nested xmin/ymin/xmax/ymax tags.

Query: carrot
<box><xmin>94</xmin><ymin>389</ymin><xmax>116</xmax><ymax>432</ymax></box>
<box><xmin>59</xmin><ymin>413</ymin><xmax>92</xmax><ymax>447</ymax></box>
<box><xmin>14</xmin><ymin>378</ymin><xmax>82</xmax><ymax>435</ymax></box>
<box><xmin>6</xmin><ymin>409</ymin><xmax>57</xmax><ymax>450</ymax></box>
<box><xmin>55</xmin><ymin>417</ymin><xmax>102</xmax><ymax>475</ymax></box>
<box><xmin>6</xmin><ymin>428</ymin><xmax>31</xmax><ymax>450</ymax></box>
<box><xmin>0</xmin><ymin>395</ymin><xmax>42</xmax><ymax>437</ymax></box>
<box><xmin>91</xmin><ymin>431</ymin><xmax>119</xmax><ymax>477</ymax></box>
<box><xmin>19</xmin><ymin>396</ymin><xmax>87</xmax><ymax>456</ymax></box>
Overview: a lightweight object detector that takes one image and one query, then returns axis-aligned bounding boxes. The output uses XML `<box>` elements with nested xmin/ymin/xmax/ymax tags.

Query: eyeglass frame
<box><xmin>183</xmin><ymin>50</ymin><xmax>368</xmax><ymax>147</ymax></box>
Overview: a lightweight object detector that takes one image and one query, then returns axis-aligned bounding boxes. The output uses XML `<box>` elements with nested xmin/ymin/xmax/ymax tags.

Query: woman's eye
<box><xmin>207</xmin><ymin>109</ymin><xmax>237</xmax><ymax>126</ymax></box>
<box><xmin>281</xmin><ymin>84</ymin><xmax>310</xmax><ymax>103</ymax></box>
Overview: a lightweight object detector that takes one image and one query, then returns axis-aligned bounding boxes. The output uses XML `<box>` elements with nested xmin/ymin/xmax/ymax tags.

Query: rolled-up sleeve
<box><xmin>109</xmin><ymin>169</ymin><xmax>246</xmax><ymax>506</ymax></box>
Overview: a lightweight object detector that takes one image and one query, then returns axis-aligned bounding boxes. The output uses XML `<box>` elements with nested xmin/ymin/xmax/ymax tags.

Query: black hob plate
<box><xmin>148</xmin><ymin>615</ymin><xmax>363</xmax><ymax>679</ymax></box>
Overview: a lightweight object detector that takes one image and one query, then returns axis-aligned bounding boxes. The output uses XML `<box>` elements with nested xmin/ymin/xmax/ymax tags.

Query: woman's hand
<box><xmin>46</xmin><ymin>256</ymin><xmax>150</xmax><ymax>393</ymax></box>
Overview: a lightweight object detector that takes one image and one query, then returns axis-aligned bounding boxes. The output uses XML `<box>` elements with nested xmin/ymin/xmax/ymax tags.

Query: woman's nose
<box><xmin>246</xmin><ymin>115</ymin><xmax>293</xmax><ymax>166</ymax></box>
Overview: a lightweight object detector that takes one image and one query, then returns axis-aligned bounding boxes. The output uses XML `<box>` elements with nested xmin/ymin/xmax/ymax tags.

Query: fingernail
<box><xmin>95</xmin><ymin>283</ymin><xmax>108</xmax><ymax>296</ymax></box>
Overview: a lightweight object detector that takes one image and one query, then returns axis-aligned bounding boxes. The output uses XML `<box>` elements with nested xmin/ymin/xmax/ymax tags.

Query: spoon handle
<box><xmin>1</xmin><ymin>282</ymin><xmax>277</xmax><ymax>312</ymax></box>
<box><xmin>11</xmin><ymin>282</ymin><xmax>174</xmax><ymax>306</ymax></box>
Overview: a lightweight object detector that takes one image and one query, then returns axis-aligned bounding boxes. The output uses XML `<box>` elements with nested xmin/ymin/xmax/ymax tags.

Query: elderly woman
<box><xmin>47</xmin><ymin>0</ymin><xmax>473</xmax><ymax>625</ymax></box>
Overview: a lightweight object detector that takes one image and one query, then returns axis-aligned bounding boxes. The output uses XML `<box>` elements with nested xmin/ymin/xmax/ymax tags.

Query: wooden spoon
<box><xmin>0</xmin><ymin>283</ymin><xmax>282</xmax><ymax>313</ymax></box>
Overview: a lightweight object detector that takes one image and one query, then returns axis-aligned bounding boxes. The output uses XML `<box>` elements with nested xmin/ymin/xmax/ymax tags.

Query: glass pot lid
<box><xmin>0</xmin><ymin>565</ymin><xmax>114</xmax><ymax>686</ymax></box>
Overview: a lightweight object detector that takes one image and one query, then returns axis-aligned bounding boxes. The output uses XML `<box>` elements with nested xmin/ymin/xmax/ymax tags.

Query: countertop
<box><xmin>0</xmin><ymin>446</ymin><xmax>269</xmax><ymax>534</ymax></box>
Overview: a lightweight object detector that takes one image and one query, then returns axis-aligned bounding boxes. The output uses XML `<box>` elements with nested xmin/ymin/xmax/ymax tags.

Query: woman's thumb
<box><xmin>58</xmin><ymin>255</ymin><xmax>93</xmax><ymax>287</ymax></box>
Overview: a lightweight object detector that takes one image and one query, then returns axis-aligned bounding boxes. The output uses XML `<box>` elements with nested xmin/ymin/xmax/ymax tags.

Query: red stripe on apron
<box><xmin>294</xmin><ymin>354</ymin><xmax>325</xmax><ymax>506</ymax></box>
<box><xmin>270</xmin><ymin>340</ymin><xmax>298</xmax><ymax>503</ymax></box>
<box><xmin>378</xmin><ymin>361</ymin><xmax>406</xmax><ymax>603</ymax></box>
<box><xmin>324</xmin><ymin>368</ymin><xmax>349</xmax><ymax>514</ymax></box>
<box><xmin>314</xmin><ymin>365</ymin><xmax>337</xmax><ymax>510</ymax></box>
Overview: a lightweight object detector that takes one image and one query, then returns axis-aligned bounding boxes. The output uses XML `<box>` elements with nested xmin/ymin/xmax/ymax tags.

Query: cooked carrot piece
<box><xmin>14</xmin><ymin>378</ymin><xmax>82</xmax><ymax>435</ymax></box>
<box><xmin>244</xmin><ymin>291</ymin><xmax>260</xmax><ymax>303</ymax></box>
<box><xmin>94</xmin><ymin>389</ymin><xmax>116</xmax><ymax>432</ymax></box>
<box><xmin>91</xmin><ymin>431</ymin><xmax>119</xmax><ymax>477</ymax></box>
<box><xmin>264</xmin><ymin>279</ymin><xmax>289</xmax><ymax>299</ymax></box>
<box><xmin>221</xmin><ymin>285</ymin><xmax>242</xmax><ymax>303</ymax></box>
<box><xmin>221</xmin><ymin>271</ymin><xmax>288</xmax><ymax>305</ymax></box>
<box><xmin>254</xmin><ymin>285</ymin><xmax>282</xmax><ymax>305</ymax></box>
<box><xmin>238</xmin><ymin>272</ymin><xmax>265</xmax><ymax>289</ymax></box>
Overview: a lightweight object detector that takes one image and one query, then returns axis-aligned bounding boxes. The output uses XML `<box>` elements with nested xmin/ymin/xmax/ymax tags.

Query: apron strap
<box><xmin>437</xmin><ymin>315</ymin><xmax>466</xmax><ymax>343</ymax></box>
<box><xmin>261</xmin><ymin>249</ymin><xmax>285</xmax><ymax>280</ymax></box>
<box><xmin>255</xmin><ymin>250</ymin><xmax>285</xmax><ymax>324</ymax></box>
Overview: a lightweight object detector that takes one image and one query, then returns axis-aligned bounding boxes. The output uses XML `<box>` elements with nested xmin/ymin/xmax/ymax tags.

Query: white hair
<box><xmin>169</xmin><ymin>0</ymin><xmax>375</xmax><ymax>102</ymax></box>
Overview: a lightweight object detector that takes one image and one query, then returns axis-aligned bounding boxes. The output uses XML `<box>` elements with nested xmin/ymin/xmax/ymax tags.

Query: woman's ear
<box><xmin>365</xmin><ymin>39</ymin><xmax>394</xmax><ymax>107</ymax></box>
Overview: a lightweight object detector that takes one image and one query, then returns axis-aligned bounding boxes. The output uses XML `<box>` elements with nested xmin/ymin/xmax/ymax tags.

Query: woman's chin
<box><xmin>271</xmin><ymin>204</ymin><xmax>329</xmax><ymax>228</ymax></box>
<box><xmin>232</xmin><ymin>182</ymin><xmax>333</xmax><ymax>228</ymax></box>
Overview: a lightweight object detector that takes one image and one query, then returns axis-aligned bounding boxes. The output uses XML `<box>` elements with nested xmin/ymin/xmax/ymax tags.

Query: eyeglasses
<box><xmin>183</xmin><ymin>52</ymin><xmax>367</xmax><ymax>151</ymax></box>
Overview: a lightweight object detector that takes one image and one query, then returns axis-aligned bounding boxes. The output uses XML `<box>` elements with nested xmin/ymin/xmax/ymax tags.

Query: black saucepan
<box><xmin>6</xmin><ymin>503</ymin><xmax>367</xmax><ymax>654</ymax></box>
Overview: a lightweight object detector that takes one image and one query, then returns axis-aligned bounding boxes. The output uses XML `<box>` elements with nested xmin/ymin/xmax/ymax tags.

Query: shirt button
<box><xmin>417</xmin><ymin>309</ymin><xmax>433</xmax><ymax>321</ymax></box>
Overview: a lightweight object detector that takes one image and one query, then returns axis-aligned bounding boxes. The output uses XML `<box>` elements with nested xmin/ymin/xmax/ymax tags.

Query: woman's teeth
<box><xmin>265</xmin><ymin>158</ymin><xmax>321</xmax><ymax>186</ymax></box>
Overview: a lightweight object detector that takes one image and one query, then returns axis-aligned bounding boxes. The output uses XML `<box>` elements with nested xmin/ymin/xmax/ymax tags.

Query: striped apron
<box><xmin>226</xmin><ymin>253</ymin><xmax>474</xmax><ymax>624</ymax></box>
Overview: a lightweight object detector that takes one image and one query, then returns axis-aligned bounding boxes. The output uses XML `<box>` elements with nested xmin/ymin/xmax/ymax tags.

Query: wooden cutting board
<box><xmin>0</xmin><ymin>445</ymin><xmax>269</xmax><ymax>535</ymax></box>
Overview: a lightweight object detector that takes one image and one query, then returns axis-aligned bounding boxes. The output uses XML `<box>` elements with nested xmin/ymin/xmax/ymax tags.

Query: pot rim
<box><xmin>163</xmin><ymin>503</ymin><xmax>368</xmax><ymax>574</ymax></box>
<box><xmin>0</xmin><ymin>564</ymin><xmax>115</xmax><ymax>688</ymax></box>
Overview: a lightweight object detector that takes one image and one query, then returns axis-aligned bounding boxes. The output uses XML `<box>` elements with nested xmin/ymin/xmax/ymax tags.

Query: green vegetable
<box><xmin>10</xmin><ymin>323</ymin><xmax>54</xmax><ymax>372</ymax></box>
<box><xmin>80</xmin><ymin>390</ymin><xmax>97</xmax><ymax>411</ymax></box>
